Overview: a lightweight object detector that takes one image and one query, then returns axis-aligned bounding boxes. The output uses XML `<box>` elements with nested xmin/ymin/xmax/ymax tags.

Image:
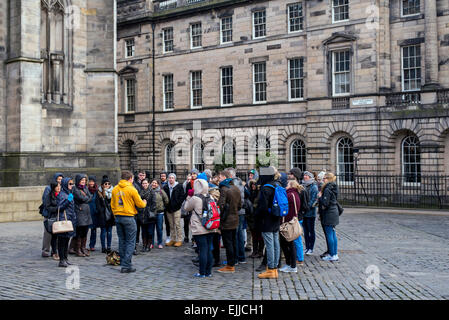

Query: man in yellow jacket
<box><xmin>111</xmin><ymin>170</ymin><xmax>147</xmax><ymax>273</ymax></box>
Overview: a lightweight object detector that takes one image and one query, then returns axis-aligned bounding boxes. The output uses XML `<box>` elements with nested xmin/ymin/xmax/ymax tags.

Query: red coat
<box><xmin>284</xmin><ymin>188</ymin><xmax>301</xmax><ymax>223</ymax></box>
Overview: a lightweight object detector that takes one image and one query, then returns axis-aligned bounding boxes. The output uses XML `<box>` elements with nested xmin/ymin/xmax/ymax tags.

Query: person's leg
<box><xmin>221</xmin><ymin>230</ymin><xmax>235</xmax><ymax>267</ymax></box>
<box><xmin>174</xmin><ymin>210</ymin><xmax>183</xmax><ymax>244</ymax></box>
<box><xmin>107</xmin><ymin>226</ymin><xmax>113</xmax><ymax>250</ymax></box>
<box><xmin>166</xmin><ymin>212</ymin><xmax>175</xmax><ymax>245</ymax></box>
<box><xmin>123</xmin><ymin>216</ymin><xmax>137</xmax><ymax>269</ymax></box>
<box><xmin>89</xmin><ymin>227</ymin><xmax>97</xmax><ymax>250</ymax></box>
<box><xmin>183</xmin><ymin>215</ymin><xmax>191</xmax><ymax>242</ymax></box>
<box><xmin>148</xmin><ymin>222</ymin><xmax>156</xmax><ymax>247</ymax></box>
<box><xmin>135</xmin><ymin>219</ymin><xmax>141</xmax><ymax>246</ymax></box>
<box><xmin>212</xmin><ymin>233</ymin><xmax>221</xmax><ymax>265</ymax></box>
<box><xmin>100</xmin><ymin>227</ymin><xmax>106</xmax><ymax>250</ymax></box>
<box><xmin>324</xmin><ymin>226</ymin><xmax>335</xmax><ymax>257</ymax></box>
<box><xmin>206</xmin><ymin>233</ymin><xmax>214</xmax><ymax>276</ymax></box>
<box><xmin>262</xmin><ymin>232</ymin><xmax>274</xmax><ymax>269</ymax></box>
<box><xmin>331</xmin><ymin>227</ymin><xmax>338</xmax><ymax>257</ymax></box>
<box><xmin>42</xmin><ymin>225</ymin><xmax>52</xmax><ymax>257</ymax></box>
<box><xmin>303</xmin><ymin>217</ymin><xmax>310</xmax><ymax>251</ymax></box>
<box><xmin>57</xmin><ymin>236</ymin><xmax>65</xmax><ymax>260</ymax></box>
<box><xmin>194</xmin><ymin>235</ymin><xmax>207</xmax><ymax>275</ymax></box>
<box><xmin>51</xmin><ymin>234</ymin><xmax>58</xmax><ymax>256</ymax></box>
<box><xmin>321</xmin><ymin>221</ymin><xmax>329</xmax><ymax>255</ymax></box>
<box><xmin>115</xmin><ymin>217</ymin><xmax>126</xmax><ymax>265</ymax></box>
<box><xmin>156</xmin><ymin>214</ymin><xmax>164</xmax><ymax>246</ymax></box>
<box><xmin>310</xmin><ymin>217</ymin><xmax>316</xmax><ymax>251</ymax></box>
<box><xmin>279</xmin><ymin>235</ymin><xmax>289</xmax><ymax>268</ymax></box>
<box><xmin>273</xmin><ymin>232</ymin><xmax>280</xmax><ymax>269</ymax></box>
<box><xmin>164</xmin><ymin>212</ymin><xmax>171</xmax><ymax>239</ymax></box>
<box><xmin>235</xmin><ymin>215</ymin><xmax>246</xmax><ymax>262</ymax></box>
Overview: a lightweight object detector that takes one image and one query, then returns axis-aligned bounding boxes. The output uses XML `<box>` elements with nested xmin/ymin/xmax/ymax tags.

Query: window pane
<box><xmin>333</xmin><ymin>0</ymin><xmax>349</xmax><ymax>22</ymax></box>
<box><xmin>288</xmin><ymin>3</ymin><xmax>303</xmax><ymax>32</ymax></box>
<box><xmin>221</xmin><ymin>67</ymin><xmax>233</xmax><ymax>105</ymax></box>
<box><xmin>402</xmin><ymin>136</ymin><xmax>421</xmax><ymax>183</ymax></box>
<box><xmin>254</xmin><ymin>62</ymin><xmax>266</xmax><ymax>102</ymax></box>
<box><xmin>221</xmin><ymin>17</ymin><xmax>233</xmax><ymax>43</ymax></box>
<box><xmin>402</xmin><ymin>0</ymin><xmax>420</xmax><ymax>16</ymax></box>
<box><xmin>253</xmin><ymin>10</ymin><xmax>266</xmax><ymax>38</ymax></box>
<box><xmin>163</xmin><ymin>28</ymin><xmax>173</xmax><ymax>52</ymax></box>
<box><xmin>164</xmin><ymin>74</ymin><xmax>174</xmax><ymax>110</ymax></box>
<box><xmin>191</xmin><ymin>71</ymin><xmax>202</xmax><ymax>107</ymax></box>
<box><xmin>289</xmin><ymin>58</ymin><xmax>304</xmax><ymax>99</ymax></box>
<box><xmin>402</xmin><ymin>45</ymin><xmax>421</xmax><ymax>91</ymax></box>
<box><xmin>291</xmin><ymin>139</ymin><xmax>306</xmax><ymax>172</ymax></box>
<box><xmin>337</xmin><ymin>137</ymin><xmax>354</xmax><ymax>182</ymax></box>
<box><xmin>191</xmin><ymin>23</ymin><xmax>202</xmax><ymax>48</ymax></box>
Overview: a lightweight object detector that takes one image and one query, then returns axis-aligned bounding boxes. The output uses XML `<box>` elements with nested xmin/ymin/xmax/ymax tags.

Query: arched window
<box><xmin>337</xmin><ymin>137</ymin><xmax>354</xmax><ymax>182</ymax></box>
<box><xmin>402</xmin><ymin>136</ymin><xmax>421</xmax><ymax>183</ymax></box>
<box><xmin>222</xmin><ymin>140</ymin><xmax>236</xmax><ymax>164</ymax></box>
<box><xmin>165</xmin><ymin>143</ymin><xmax>176</xmax><ymax>173</ymax></box>
<box><xmin>291</xmin><ymin>139</ymin><xmax>306</xmax><ymax>172</ymax></box>
<box><xmin>192</xmin><ymin>143</ymin><xmax>205</xmax><ymax>172</ymax></box>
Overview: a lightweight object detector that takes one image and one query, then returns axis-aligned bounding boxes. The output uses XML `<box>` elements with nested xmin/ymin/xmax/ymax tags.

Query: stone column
<box><xmin>423</xmin><ymin>0</ymin><xmax>440</xmax><ymax>89</ymax></box>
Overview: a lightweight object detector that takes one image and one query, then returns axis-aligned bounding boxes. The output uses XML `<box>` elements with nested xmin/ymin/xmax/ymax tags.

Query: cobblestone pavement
<box><xmin>0</xmin><ymin>209</ymin><xmax>448</xmax><ymax>300</ymax></box>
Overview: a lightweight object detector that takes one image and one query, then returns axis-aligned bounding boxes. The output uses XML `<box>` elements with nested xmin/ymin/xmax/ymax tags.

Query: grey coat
<box><xmin>318</xmin><ymin>182</ymin><xmax>339</xmax><ymax>227</ymax></box>
<box><xmin>73</xmin><ymin>174</ymin><xmax>93</xmax><ymax>227</ymax></box>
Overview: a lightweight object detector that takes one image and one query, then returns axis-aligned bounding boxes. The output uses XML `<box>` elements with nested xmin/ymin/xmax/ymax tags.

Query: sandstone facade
<box><xmin>117</xmin><ymin>0</ymin><xmax>449</xmax><ymax>179</ymax></box>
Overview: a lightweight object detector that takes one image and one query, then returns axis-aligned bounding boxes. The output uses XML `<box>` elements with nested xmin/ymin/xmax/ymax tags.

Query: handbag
<box><xmin>44</xmin><ymin>216</ymin><xmax>57</xmax><ymax>234</ymax></box>
<box><xmin>104</xmin><ymin>200</ymin><xmax>113</xmax><ymax>222</ymax></box>
<box><xmin>280</xmin><ymin>194</ymin><xmax>303</xmax><ymax>242</ymax></box>
<box><xmin>336</xmin><ymin>201</ymin><xmax>344</xmax><ymax>216</ymax></box>
<box><xmin>52</xmin><ymin>207</ymin><xmax>74</xmax><ymax>234</ymax></box>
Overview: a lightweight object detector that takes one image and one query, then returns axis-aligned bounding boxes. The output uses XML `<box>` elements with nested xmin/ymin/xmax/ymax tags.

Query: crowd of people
<box><xmin>40</xmin><ymin>166</ymin><xmax>341</xmax><ymax>278</ymax></box>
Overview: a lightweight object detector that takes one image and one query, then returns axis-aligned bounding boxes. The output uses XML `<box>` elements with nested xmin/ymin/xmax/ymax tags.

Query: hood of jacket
<box><xmin>61</xmin><ymin>177</ymin><xmax>73</xmax><ymax>194</ymax></box>
<box><xmin>279</xmin><ymin>172</ymin><xmax>288</xmax><ymax>188</ymax></box>
<box><xmin>289</xmin><ymin>168</ymin><xmax>303</xmax><ymax>181</ymax></box>
<box><xmin>118</xmin><ymin>180</ymin><xmax>133</xmax><ymax>188</ymax></box>
<box><xmin>219</xmin><ymin>178</ymin><xmax>233</xmax><ymax>188</ymax></box>
<box><xmin>53</xmin><ymin>172</ymin><xmax>64</xmax><ymax>183</ymax></box>
<box><xmin>75</xmin><ymin>174</ymin><xmax>87</xmax><ymax>187</ymax></box>
<box><xmin>193</xmin><ymin>179</ymin><xmax>209</xmax><ymax>195</ymax></box>
<box><xmin>324</xmin><ymin>182</ymin><xmax>338</xmax><ymax>196</ymax></box>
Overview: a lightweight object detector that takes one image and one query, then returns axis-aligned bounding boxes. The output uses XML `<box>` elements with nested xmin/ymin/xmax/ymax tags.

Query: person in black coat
<box><xmin>72</xmin><ymin>174</ymin><xmax>93</xmax><ymax>257</ymax></box>
<box><xmin>96</xmin><ymin>176</ymin><xmax>115</xmax><ymax>253</ymax></box>
<box><xmin>163</xmin><ymin>173</ymin><xmax>186</xmax><ymax>246</ymax></box>
<box><xmin>44</xmin><ymin>182</ymin><xmax>61</xmax><ymax>261</ymax></box>
<box><xmin>318</xmin><ymin>173</ymin><xmax>340</xmax><ymax>262</ymax></box>
<box><xmin>57</xmin><ymin>177</ymin><xmax>77</xmax><ymax>267</ymax></box>
<box><xmin>255</xmin><ymin>166</ymin><xmax>281</xmax><ymax>279</ymax></box>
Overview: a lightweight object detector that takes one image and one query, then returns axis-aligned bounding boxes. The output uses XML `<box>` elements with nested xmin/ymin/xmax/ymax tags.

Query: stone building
<box><xmin>0</xmin><ymin>0</ymin><xmax>120</xmax><ymax>186</ymax></box>
<box><xmin>117</xmin><ymin>0</ymin><xmax>449</xmax><ymax>184</ymax></box>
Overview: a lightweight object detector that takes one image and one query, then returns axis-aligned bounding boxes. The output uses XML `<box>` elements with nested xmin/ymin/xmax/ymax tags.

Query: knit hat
<box><xmin>197</xmin><ymin>172</ymin><xmax>208</xmax><ymax>182</ymax></box>
<box><xmin>289</xmin><ymin>168</ymin><xmax>303</xmax><ymax>181</ymax></box>
<box><xmin>317</xmin><ymin>171</ymin><xmax>326</xmax><ymax>180</ymax></box>
<box><xmin>303</xmin><ymin>171</ymin><xmax>314</xmax><ymax>179</ymax></box>
<box><xmin>88</xmin><ymin>175</ymin><xmax>97</xmax><ymax>183</ymax></box>
<box><xmin>101</xmin><ymin>175</ymin><xmax>110</xmax><ymax>185</ymax></box>
<box><xmin>191</xmin><ymin>168</ymin><xmax>200</xmax><ymax>175</ymax></box>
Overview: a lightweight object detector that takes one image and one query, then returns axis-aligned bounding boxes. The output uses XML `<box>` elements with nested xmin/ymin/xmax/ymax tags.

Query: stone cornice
<box><xmin>4</xmin><ymin>57</ymin><xmax>44</xmax><ymax>65</ymax></box>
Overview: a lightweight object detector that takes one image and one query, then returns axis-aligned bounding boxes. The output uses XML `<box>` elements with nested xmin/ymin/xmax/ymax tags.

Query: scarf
<box><xmin>302</xmin><ymin>178</ymin><xmax>316</xmax><ymax>187</ymax></box>
<box><xmin>88</xmin><ymin>184</ymin><xmax>98</xmax><ymax>194</ymax></box>
<box><xmin>99</xmin><ymin>186</ymin><xmax>113</xmax><ymax>199</ymax></box>
<box><xmin>140</xmin><ymin>187</ymin><xmax>153</xmax><ymax>202</ymax></box>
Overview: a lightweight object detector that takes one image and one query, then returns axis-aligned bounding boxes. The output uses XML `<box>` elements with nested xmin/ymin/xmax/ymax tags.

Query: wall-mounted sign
<box><xmin>352</xmin><ymin>98</ymin><xmax>374</xmax><ymax>106</ymax></box>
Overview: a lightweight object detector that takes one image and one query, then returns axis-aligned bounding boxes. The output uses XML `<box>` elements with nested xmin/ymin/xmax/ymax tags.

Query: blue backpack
<box><xmin>264</xmin><ymin>184</ymin><xmax>289</xmax><ymax>217</ymax></box>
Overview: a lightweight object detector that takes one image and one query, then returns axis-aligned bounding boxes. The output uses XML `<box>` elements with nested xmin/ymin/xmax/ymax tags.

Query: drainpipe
<box><xmin>152</xmin><ymin>22</ymin><xmax>156</xmax><ymax>178</ymax></box>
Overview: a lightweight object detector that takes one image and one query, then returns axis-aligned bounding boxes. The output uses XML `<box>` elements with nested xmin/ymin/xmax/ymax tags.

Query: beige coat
<box><xmin>184</xmin><ymin>179</ymin><xmax>218</xmax><ymax>236</ymax></box>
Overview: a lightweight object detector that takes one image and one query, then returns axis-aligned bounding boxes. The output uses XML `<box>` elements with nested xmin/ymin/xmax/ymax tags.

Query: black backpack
<box><xmin>299</xmin><ymin>186</ymin><xmax>310</xmax><ymax>215</ymax></box>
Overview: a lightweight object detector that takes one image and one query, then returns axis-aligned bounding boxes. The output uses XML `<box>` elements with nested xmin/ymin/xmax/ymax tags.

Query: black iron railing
<box><xmin>336</xmin><ymin>174</ymin><xmax>449</xmax><ymax>209</ymax></box>
<box><xmin>385</xmin><ymin>91</ymin><xmax>421</xmax><ymax>108</ymax></box>
<box><xmin>437</xmin><ymin>89</ymin><xmax>449</xmax><ymax>104</ymax></box>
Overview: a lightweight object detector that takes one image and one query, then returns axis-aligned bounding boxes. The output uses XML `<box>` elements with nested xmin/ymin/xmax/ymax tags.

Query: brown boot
<box><xmin>75</xmin><ymin>238</ymin><xmax>85</xmax><ymax>257</ymax></box>
<box><xmin>217</xmin><ymin>265</ymin><xmax>235</xmax><ymax>273</ymax></box>
<box><xmin>258</xmin><ymin>268</ymin><xmax>278</xmax><ymax>279</ymax></box>
<box><xmin>81</xmin><ymin>237</ymin><xmax>90</xmax><ymax>256</ymax></box>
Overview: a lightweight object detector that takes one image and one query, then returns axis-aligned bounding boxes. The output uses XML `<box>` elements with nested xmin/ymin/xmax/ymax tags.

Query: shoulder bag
<box><xmin>52</xmin><ymin>207</ymin><xmax>74</xmax><ymax>234</ymax></box>
<box><xmin>279</xmin><ymin>193</ymin><xmax>303</xmax><ymax>242</ymax></box>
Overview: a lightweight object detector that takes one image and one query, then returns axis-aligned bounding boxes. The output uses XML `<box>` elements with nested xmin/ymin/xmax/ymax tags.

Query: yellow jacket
<box><xmin>111</xmin><ymin>180</ymin><xmax>146</xmax><ymax>217</ymax></box>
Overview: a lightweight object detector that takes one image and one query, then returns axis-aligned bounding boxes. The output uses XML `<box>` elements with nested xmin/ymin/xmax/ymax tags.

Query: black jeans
<box><xmin>303</xmin><ymin>217</ymin><xmax>316</xmax><ymax>251</ymax></box>
<box><xmin>51</xmin><ymin>234</ymin><xmax>58</xmax><ymax>255</ymax></box>
<box><xmin>183</xmin><ymin>215</ymin><xmax>191</xmax><ymax>240</ymax></box>
<box><xmin>221</xmin><ymin>229</ymin><xmax>237</xmax><ymax>267</ymax></box>
<box><xmin>280</xmin><ymin>235</ymin><xmax>297</xmax><ymax>268</ymax></box>
<box><xmin>57</xmin><ymin>237</ymin><xmax>70</xmax><ymax>260</ymax></box>
<box><xmin>76</xmin><ymin>226</ymin><xmax>89</xmax><ymax>239</ymax></box>
<box><xmin>212</xmin><ymin>233</ymin><xmax>221</xmax><ymax>264</ymax></box>
<box><xmin>136</xmin><ymin>218</ymin><xmax>142</xmax><ymax>244</ymax></box>
<box><xmin>164</xmin><ymin>212</ymin><xmax>170</xmax><ymax>237</ymax></box>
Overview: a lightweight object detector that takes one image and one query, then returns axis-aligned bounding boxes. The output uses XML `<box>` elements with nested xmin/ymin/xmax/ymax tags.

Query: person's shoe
<box><xmin>306</xmin><ymin>249</ymin><xmax>314</xmax><ymax>255</ymax></box>
<box><xmin>133</xmin><ymin>248</ymin><xmax>138</xmax><ymax>255</ymax></box>
<box><xmin>245</xmin><ymin>247</ymin><xmax>252</xmax><ymax>252</ymax></box>
<box><xmin>250</xmin><ymin>252</ymin><xmax>258</xmax><ymax>258</ymax></box>
<box><xmin>158</xmin><ymin>245</ymin><xmax>163</xmax><ymax>249</ymax></box>
<box><xmin>41</xmin><ymin>252</ymin><xmax>51</xmax><ymax>258</ymax></box>
<box><xmin>320</xmin><ymin>251</ymin><xmax>329</xmax><ymax>258</ymax></box>
<box><xmin>101</xmin><ymin>248</ymin><xmax>107</xmax><ymax>254</ymax></box>
<box><xmin>329</xmin><ymin>254</ymin><xmax>339</xmax><ymax>261</ymax></box>
<box><xmin>81</xmin><ymin>238</ymin><xmax>90</xmax><ymax>256</ymax></box>
<box><xmin>192</xmin><ymin>257</ymin><xmax>200</xmax><ymax>263</ymax></box>
<box><xmin>321</xmin><ymin>254</ymin><xmax>333</xmax><ymax>261</ymax></box>
<box><xmin>217</xmin><ymin>265</ymin><xmax>235</xmax><ymax>273</ymax></box>
<box><xmin>258</xmin><ymin>268</ymin><xmax>277</xmax><ymax>279</ymax></box>
<box><xmin>279</xmin><ymin>265</ymin><xmax>290</xmax><ymax>273</ymax></box>
<box><xmin>238</xmin><ymin>260</ymin><xmax>247</xmax><ymax>264</ymax></box>
<box><xmin>297</xmin><ymin>260</ymin><xmax>304</xmax><ymax>266</ymax></box>
<box><xmin>193</xmin><ymin>273</ymin><xmax>205</xmax><ymax>278</ymax></box>
<box><xmin>106</xmin><ymin>248</ymin><xmax>112</xmax><ymax>254</ymax></box>
<box><xmin>192</xmin><ymin>243</ymin><xmax>197</xmax><ymax>248</ymax></box>
<box><xmin>255</xmin><ymin>263</ymin><xmax>267</xmax><ymax>272</ymax></box>
<box><xmin>89</xmin><ymin>248</ymin><xmax>95</xmax><ymax>252</ymax></box>
<box><xmin>52</xmin><ymin>253</ymin><xmax>60</xmax><ymax>261</ymax></box>
<box><xmin>165</xmin><ymin>237</ymin><xmax>171</xmax><ymax>244</ymax></box>
<box><xmin>173</xmin><ymin>241</ymin><xmax>182</xmax><ymax>247</ymax></box>
<box><xmin>184</xmin><ymin>237</ymin><xmax>189</xmax><ymax>243</ymax></box>
<box><xmin>58</xmin><ymin>260</ymin><xmax>68</xmax><ymax>268</ymax></box>
<box><xmin>65</xmin><ymin>259</ymin><xmax>72</xmax><ymax>265</ymax></box>
<box><xmin>205</xmin><ymin>274</ymin><xmax>212</xmax><ymax>278</ymax></box>
<box><xmin>141</xmin><ymin>246</ymin><xmax>147</xmax><ymax>253</ymax></box>
<box><xmin>165</xmin><ymin>240</ymin><xmax>175</xmax><ymax>247</ymax></box>
<box><xmin>289</xmin><ymin>266</ymin><xmax>298</xmax><ymax>273</ymax></box>
<box><xmin>120</xmin><ymin>267</ymin><xmax>136</xmax><ymax>273</ymax></box>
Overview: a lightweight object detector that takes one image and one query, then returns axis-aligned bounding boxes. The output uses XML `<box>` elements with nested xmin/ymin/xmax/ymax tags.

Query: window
<box><xmin>332</xmin><ymin>0</ymin><xmax>349</xmax><ymax>23</ymax></box>
<box><xmin>190</xmin><ymin>23</ymin><xmax>202</xmax><ymax>48</ymax></box>
<box><xmin>165</xmin><ymin>143</ymin><xmax>176</xmax><ymax>173</ymax></box>
<box><xmin>125</xmin><ymin>79</ymin><xmax>136</xmax><ymax>112</ymax></box>
<box><xmin>289</xmin><ymin>58</ymin><xmax>304</xmax><ymax>100</ymax></box>
<box><xmin>402</xmin><ymin>136</ymin><xmax>421</xmax><ymax>183</ymax></box>
<box><xmin>221</xmin><ymin>67</ymin><xmax>233</xmax><ymax>106</ymax></box>
<box><xmin>125</xmin><ymin>39</ymin><xmax>135</xmax><ymax>58</ymax></box>
<box><xmin>192</xmin><ymin>143</ymin><xmax>205</xmax><ymax>172</ymax></box>
<box><xmin>222</xmin><ymin>140</ymin><xmax>236</xmax><ymax>164</ymax></box>
<box><xmin>163</xmin><ymin>74</ymin><xmax>174</xmax><ymax>110</ymax></box>
<box><xmin>253</xmin><ymin>62</ymin><xmax>267</xmax><ymax>103</ymax></box>
<box><xmin>291</xmin><ymin>139</ymin><xmax>307</xmax><ymax>172</ymax></box>
<box><xmin>191</xmin><ymin>71</ymin><xmax>202</xmax><ymax>108</ymax></box>
<box><xmin>402</xmin><ymin>45</ymin><xmax>421</xmax><ymax>92</ymax></box>
<box><xmin>253</xmin><ymin>10</ymin><xmax>266</xmax><ymax>39</ymax></box>
<box><xmin>163</xmin><ymin>28</ymin><xmax>174</xmax><ymax>53</ymax></box>
<box><xmin>332</xmin><ymin>50</ymin><xmax>351</xmax><ymax>96</ymax></box>
<box><xmin>288</xmin><ymin>3</ymin><xmax>304</xmax><ymax>33</ymax></box>
<box><xmin>402</xmin><ymin>0</ymin><xmax>420</xmax><ymax>17</ymax></box>
<box><xmin>221</xmin><ymin>17</ymin><xmax>233</xmax><ymax>44</ymax></box>
<box><xmin>337</xmin><ymin>137</ymin><xmax>354</xmax><ymax>182</ymax></box>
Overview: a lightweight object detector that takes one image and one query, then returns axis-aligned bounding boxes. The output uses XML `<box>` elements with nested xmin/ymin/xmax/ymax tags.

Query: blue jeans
<box><xmin>324</xmin><ymin>226</ymin><xmax>338</xmax><ymax>256</ymax></box>
<box><xmin>154</xmin><ymin>214</ymin><xmax>164</xmax><ymax>245</ymax></box>
<box><xmin>100</xmin><ymin>226</ymin><xmax>113</xmax><ymax>249</ymax></box>
<box><xmin>294</xmin><ymin>220</ymin><xmax>304</xmax><ymax>262</ymax></box>
<box><xmin>235</xmin><ymin>215</ymin><xmax>246</xmax><ymax>262</ymax></box>
<box><xmin>115</xmin><ymin>215</ymin><xmax>137</xmax><ymax>269</ymax></box>
<box><xmin>89</xmin><ymin>227</ymin><xmax>98</xmax><ymax>249</ymax></box>
<box><xmin>303</xmin><ymin>217</ymin><xmax>316</xmax><ymax>251</ymax></box>
<box><xmin>262</xmin><ymin>232</ymin><xmax>280</xmax><ymax>269</ymax></box>
<box><xmin>193</xmin><ymin>233</ymin><xmax>214</xmax><ymax>276</ymax></box>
